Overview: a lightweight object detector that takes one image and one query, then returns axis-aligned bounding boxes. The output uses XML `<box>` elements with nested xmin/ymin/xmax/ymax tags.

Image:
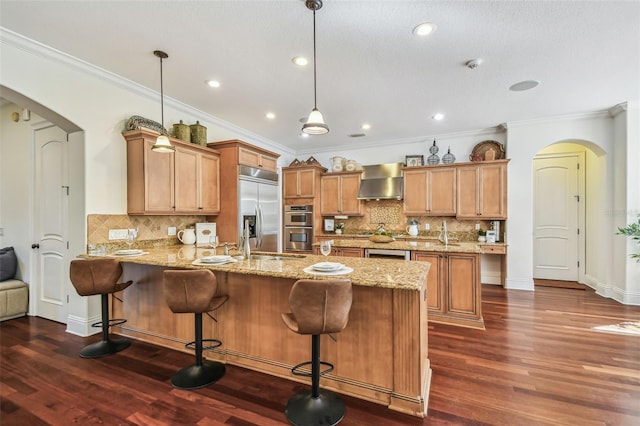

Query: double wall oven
<box><xmin>284</xmin><ymin>205</ymin><xmax>313</xmax><ymax>251</ymax></box>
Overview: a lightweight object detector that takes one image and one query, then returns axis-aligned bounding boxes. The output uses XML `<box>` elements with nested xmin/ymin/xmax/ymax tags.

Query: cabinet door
<box><xmin>143</xmin><ymin>139</ymin><xmax>175</xmax><ymax>213</ymax></box>
<box><xmin>297</xmin><ymin>169</ymin><xmax>316</xmax><ymax>197</ymax></box>
<box><xmin>413</xmin><ymin>252</ymin><xmax>444</xmax><ymax>313</ymax></box>
<box><xmin>429</xmin><ymin>168</ymin><xmax>456</xmax><ymax>215</ymax></box>
<box><xmin>199</xmin><ymin>152</ymin><xmax>220</xmax><ymax>214</ymax></box>
<box><xmin>456</xmin><ymin>166</ymin><xmax>480</xmax><ymax>218</ymax></box>
<box><xmin>339</xmin><ymin>174</ymin><xmax>362</xmax><ymax>215</ymax></box>
<box><xmin>403</xmin><ymin>169</ymin><xmax>428</xmax><ymax>214</ymax></box>
<box><xmin>320</xmin><ymin>175</ymin><xmax>340</xmax><ymax>214</ymax></box>
<box><xmin>238</xmin><ymin>147</ymin><xmax>260</xmax><ymax>169</ymax></box>
<box><xmin>174</xmin><ymin>146</ymin><xmax>199</xmax><ymax>213</ymax></box>
<box><xmin>259</xmin><ymin>155</ymin><xmax>278</xmax><ymax>173</ymax></box>
<box><xmin>446</xmin><ymin>253</ymin><xmax>480</xmax><ymax>319</ymax></box>
<box><xmin>338</xmin><ymin>247</ymin><xmax>363</xmax><ymax>257</ymax></box>
<box><xmin>478</xmin><ymin>163</ymin><xmax>507</xmax><ymax>219</ymax></box>
<box><xmin>283</xmin><ymin>169</ymin><xmax>300</xmax><ymax>198</ymax></box>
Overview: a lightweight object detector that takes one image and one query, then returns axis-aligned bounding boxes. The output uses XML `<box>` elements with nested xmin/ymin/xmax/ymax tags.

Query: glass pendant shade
<box><xmin>151</xmin><ymin>134</ymin><xmax>175</xmax><ymax>153</ymax></box>
<box><xmin>302</xmin><ymin>108</ymin><xmax>329</xmax><ymax>135</ymax></box>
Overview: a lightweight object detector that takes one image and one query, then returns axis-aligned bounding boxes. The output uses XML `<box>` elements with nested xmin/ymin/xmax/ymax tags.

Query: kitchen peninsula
<box><xmin>101</xmin><ymin>246</ymin><xmax>432</xmax><ymax>417</ymax></box>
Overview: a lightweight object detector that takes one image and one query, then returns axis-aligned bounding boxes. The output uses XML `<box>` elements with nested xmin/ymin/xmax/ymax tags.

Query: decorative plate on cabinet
<box><xmin>470</xmin><ymin>140</ymin><xmax>505</xmax><ymax>161</ymax></box>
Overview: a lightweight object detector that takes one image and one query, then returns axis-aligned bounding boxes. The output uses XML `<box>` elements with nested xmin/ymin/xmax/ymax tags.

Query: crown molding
<box><xmin>504</xmin><ymin>109</ymin><xmax>612</xmax><ymax>128</ymax></box>
<box><xmin>608</xmin><ymin>102</ymin><xmax>628</xmax><ymax>117</ymax></box>
<box><xmin>0</xmin><ymin>27</ymin><xmax>295</xmax><ymax>157</ymax></box>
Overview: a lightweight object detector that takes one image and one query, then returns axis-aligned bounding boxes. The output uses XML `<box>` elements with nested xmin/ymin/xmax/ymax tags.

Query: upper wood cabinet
<box><xmin>320</xmin><ymin>172</ymin><xmax>363</xmax><ymax>216</ymax></box>
<box><xmin>456</xmin><ymin>160</ymin><xmax>508</xmax><ymax>219</ymax></box>
<box><xmin>123</xmin><ymin>129</ymin><xmax>221</xmax><ymax>215</ymax></box>
<box><xmin>403</xmin><ymin>166</ymin><xmax>456</xmax><ymax>216</ymax></box>
<box><xmin>283</xmin><ymin>165</ymin><xmax>325</xmax><ymax>199</ymax></box>
<box><xmin>207</xmin><ymin>139</ymin><xmax>279</xmax><ymax>173</ymax></box>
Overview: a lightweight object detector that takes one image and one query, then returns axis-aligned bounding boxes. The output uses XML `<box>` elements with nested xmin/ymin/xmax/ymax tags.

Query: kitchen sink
<box><xmin>251</xmin><ymin>254</ymin><xmax>304</xmax><ymax>261</ymax></box>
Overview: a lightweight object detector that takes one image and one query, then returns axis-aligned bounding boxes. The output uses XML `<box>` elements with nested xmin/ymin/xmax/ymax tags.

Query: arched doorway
<box><xmin>532</xmin><ymin>140</ymin><xmax>607</xmax><ymax>287</ymax></box>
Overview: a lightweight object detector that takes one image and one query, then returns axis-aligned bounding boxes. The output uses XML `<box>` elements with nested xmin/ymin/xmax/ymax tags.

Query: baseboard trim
<box><xmin>66</xmin><ymin>314</ymin><xmax>101</xmax><ymax>337</ymax></box>
<box><xmin>584</xmin><ymin>274</ymin><xmax>640</xmax><ymax>306</ymax></box>
<box><xmin>505</xmin><ymin>278</ymin><xmax>534</xmax><ymax>291</ymax></box>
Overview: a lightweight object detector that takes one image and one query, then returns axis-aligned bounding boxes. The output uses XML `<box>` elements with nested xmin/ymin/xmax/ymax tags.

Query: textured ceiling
<box><xmin>1</xmin><ymin>0</ymin><xmax>639</xmax><ymax>153</ymax></box>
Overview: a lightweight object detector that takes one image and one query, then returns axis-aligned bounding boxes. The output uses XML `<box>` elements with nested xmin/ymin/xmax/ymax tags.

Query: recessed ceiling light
<box><xmin>413</xmin><ymin>22</ymin><xmax>436</xmax><ymax>37</ymax></box>
<box><xmin>292</xmin><ymin>56</ymin><xmax>308</xmax><ymax>66</ymax></box>
<box><xmin>206</xmin><ymin>80</ymin><xmax>221</xmax><ymax>88</ymax></box>
<box><xmin>361</xmin><ymin>123</ymin><xmax>371</xmax><ymax>130</ymax></box>
<box><xmin>432</xmin><ymin>113</ymin><xmax>445</xmax><ymax>121</ymax></box>
<box><xmin>265</xmin><ymin>112</ymin><xmax>276</xmax><ymax>120</ymax></box>
<box><xmin>509</xmin><ymin>80</ymin><xmax>539</xmax><ymax>92</ymax></box>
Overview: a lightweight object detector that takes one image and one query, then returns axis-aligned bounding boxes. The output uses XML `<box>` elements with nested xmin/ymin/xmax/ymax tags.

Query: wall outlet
<box><xmin>108</xmin><ymin>229</ymin><xmax>129</xmax><ymax>240</ymax></box>
<box><xmin>168</xmin><ymin>226</ymin><xmax>177</xmax><ymax>236</ymax></box>
<box><xmin>475</xmin><ymin>223</ymin><xmax>481</xmax><ymax>230</ymax></box>
<box><xmin>424</xmin><ymin>223</ymin><xmax>430</xmax><ymax>230</ymax></box>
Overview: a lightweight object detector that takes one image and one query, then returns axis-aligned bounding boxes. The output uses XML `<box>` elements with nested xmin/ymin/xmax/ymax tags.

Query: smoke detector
<box><xmin>465</xmin><ymin>59</ymin><xmax>483</xmax><ymax>69</ymax></box>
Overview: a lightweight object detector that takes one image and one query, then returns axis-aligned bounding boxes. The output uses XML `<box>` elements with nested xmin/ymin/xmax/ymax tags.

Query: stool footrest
<box><xmin>91</xmin><ymin>318</ymin><xmax>127</xmax><ymax>328</ymax></box>
<box><xmin>291</xmin><ymin>360</ymin><xmax>334</xmax><ymax>378</ymax></box>
<box><xmin>185</xmin><ymin>338</ymin><xmax>222</xmax><ymax>352</ymax></box>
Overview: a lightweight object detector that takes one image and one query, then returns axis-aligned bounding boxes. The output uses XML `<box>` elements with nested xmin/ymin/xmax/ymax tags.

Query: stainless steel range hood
<box><xmin>357</xmin><ymin>162</ymin><xmax>404</xmax><ymax>200</ymax></box>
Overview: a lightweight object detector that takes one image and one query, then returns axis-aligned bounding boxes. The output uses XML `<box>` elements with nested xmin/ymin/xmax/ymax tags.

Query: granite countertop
<box><xmin>86</xmin><ymin>245</ymin><xmax>429</xmax><ymax>291</ymax></box>
<box><xmin>315</xmin><ymin>236</ymin><xmax>493</xmax><ymax>254</ymax></box>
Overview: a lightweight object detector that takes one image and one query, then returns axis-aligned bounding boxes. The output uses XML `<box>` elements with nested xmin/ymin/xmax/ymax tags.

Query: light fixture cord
<box><xmin>312</xmin><ymin>7</ymin><xmax>318</xmax><ymax>110</ymax></box>
<box><xmin>159</xmin><ymin>55</ymin><xmax>165</xmax><ymax>129</ymax></box>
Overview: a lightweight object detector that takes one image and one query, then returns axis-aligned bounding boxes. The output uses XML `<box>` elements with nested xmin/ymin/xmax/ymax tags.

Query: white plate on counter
<box><xmin>199</xmin><ymin>255</ymin><xmax>233</xmax><ymax>264</ymax></box>
<box><xmin>311</xmin><ymin>262</ymin><xmax>344</xmax><ymax>272</ymax></box>
<box><xmin>113</xmin><ymin>249</ymin><xmax>145</xmax><ymax>256</ymax></box>
<box><xmin>303</xmin><ymin>265</ymin><xmax>354</xmax><ymax>276</ymax></box>
<box><xmin>192</xmin><ymin>257</ymin><xmax>237</xmax><ymax>266</ymax></box>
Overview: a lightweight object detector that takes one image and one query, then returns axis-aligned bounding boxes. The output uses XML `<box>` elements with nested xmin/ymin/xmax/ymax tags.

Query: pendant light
<box><xmin>151</xmin><ymin>50</ymin><xmax>175</xmax><ymax>153</ymax></box>
<box><xmin>302</xmin><ymin>0</ymin><xmax>329</xmax><ymax>135</ymax></box>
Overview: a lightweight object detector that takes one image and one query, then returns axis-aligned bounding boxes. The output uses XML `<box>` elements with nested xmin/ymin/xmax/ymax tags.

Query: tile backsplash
<box><xmin>87</xmin><ymin>214</ymin><xmax>211</xmax><ymax>247</ymax></box>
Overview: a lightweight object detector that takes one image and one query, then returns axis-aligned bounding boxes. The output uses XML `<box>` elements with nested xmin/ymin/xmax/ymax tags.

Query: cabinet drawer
<box><xmin>480</xmin><ymin>244</ymin><xmax>506</xmax><ymax>254</ymax></box>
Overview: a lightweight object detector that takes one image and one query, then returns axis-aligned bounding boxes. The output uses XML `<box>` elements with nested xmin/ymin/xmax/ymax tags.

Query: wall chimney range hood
<box><xmin>357</xmin><ymin>162</ymin><xmax>404</xmax><ymax>200</ymax></box>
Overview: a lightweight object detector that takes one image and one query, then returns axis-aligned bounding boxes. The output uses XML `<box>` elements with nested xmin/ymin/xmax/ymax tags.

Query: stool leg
<box><xmin>79</xmin><ymin>294</ymin><xmax>130</xmax><ymax>358</ymax></box>
<box><xmin>170</xmin><ymin>312</ymin><xmax>225</xmax><ymax>390</ymax></box>
<box><xmin>285</xmin><ymin>335</ymin><xmax>346</xmax><ymax>426</ymax></box>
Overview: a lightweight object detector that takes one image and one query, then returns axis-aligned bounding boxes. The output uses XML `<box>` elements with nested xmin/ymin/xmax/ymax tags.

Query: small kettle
<box><xmin>177</xmin><ymin>228</ymin><xmax>196</xmax><ymax>245</ymax></box>
<box><xmin>406</xmin><ymin>219</ymin><xmax>419</xmax><ymax>237</ymax></box>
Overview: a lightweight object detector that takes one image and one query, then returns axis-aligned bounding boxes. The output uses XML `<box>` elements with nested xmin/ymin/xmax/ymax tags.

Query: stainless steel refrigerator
<box><xmin>238</xmin><ymin>165</ymin><xmax>279</xmax><ymax>252</ymax></box>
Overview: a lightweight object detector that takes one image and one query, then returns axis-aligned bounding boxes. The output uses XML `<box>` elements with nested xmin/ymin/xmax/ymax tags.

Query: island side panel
<box><xmin>389</xmin><ymin>285</ymin><xmax>430</xmax><ymax>417</ymax></box>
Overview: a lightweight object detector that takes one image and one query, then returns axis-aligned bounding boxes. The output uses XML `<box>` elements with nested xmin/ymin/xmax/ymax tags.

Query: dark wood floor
<box><xmin>2</xmin><ymin>285</ymin><xmax>640</xmax><ymax>425</ymax></box>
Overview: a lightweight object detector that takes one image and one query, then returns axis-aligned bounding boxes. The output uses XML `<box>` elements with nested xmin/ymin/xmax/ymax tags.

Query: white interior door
<box><xmin>533</xmin><ymin>155</ymin><xmax>580</xmax><ymax>281</ymax></box>
<box><xmin>34</xmin><ymin>125</ymin><xmax>69</xmax><ymax>323</ymax></box>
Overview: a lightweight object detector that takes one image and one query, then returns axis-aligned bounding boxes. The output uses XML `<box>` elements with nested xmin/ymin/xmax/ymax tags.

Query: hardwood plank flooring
<box><xmin>534</xmin><ymin>279</ymin><xmax>586</xmax><ymax>290</ymax></box>
<box><xmin>2</xmin><ymin>286</ymin><xmax>639</xmax><ymax>425</ymax></box>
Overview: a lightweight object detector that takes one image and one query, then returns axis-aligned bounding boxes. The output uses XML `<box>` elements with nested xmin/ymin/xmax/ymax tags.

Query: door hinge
<box><xmin>67</xmin><ymin>294</ymin><xmax>69</xmax><ymax>303</ymax></box>
<box><xmin>577</xmin><ymin>228</ymin><xmax>580</xmax><ymax>235</ymax></box>
<box><xmin>577</xmin><ymin>261</ymin><xmax>580</xmax><ymax>267</ymax></box>
<box><xmin>62</xmin><ymin>185</ymin><xmax>69</xmax><ymax>196</ymax></box>
<box><xmin>67</xmin><ymin>241</ymin><xmax>69</xmax><ymax>249</ymax></box>
<box><xmin>577</xmin><ymin>162</ymin><xmax>580</xmax><ymax>170</ymax></box>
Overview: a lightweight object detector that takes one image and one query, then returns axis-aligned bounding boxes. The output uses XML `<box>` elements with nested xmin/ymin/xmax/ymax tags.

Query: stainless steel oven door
<box><xmin>284</xmin><ymin>211</ymin><xmax>313</xmax><ymax>227</ymax></box>
<box><xmin>284</xmin><ymin>227</ymin><xmax>313</xmax><ymax>251</ymax></box>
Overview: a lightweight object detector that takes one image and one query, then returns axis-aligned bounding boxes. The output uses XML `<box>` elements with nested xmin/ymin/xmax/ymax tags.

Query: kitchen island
<box><xmin>314</xmin><ymin>236</ymin><xmax>500</xmax><ymax>329</ymax></box>
<box><xmin>99</xmin><ymin>246</ymin><xmax>431</xmax><ymax>417</ymax></box>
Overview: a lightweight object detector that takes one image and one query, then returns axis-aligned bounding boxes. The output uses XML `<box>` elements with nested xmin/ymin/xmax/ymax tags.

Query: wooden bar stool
<box><xmin>69</xmin><ymin>258</ymin><xmax>133</xmax><ymax>358</ymax></box>
<box><xmin>281</xmin><ymin>279</ymin><xmax>353</xmax><ymax>426</ymax></box>
<box><xmin>162</xmin><ymin>269</ymin><xmax>228</xmax><ymax>390</ymax></box>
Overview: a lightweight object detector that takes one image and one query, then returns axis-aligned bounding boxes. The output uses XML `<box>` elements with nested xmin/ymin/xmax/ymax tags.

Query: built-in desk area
<box><xmin>91</xmin><ymin>246</ymin><xmax>432</xmax><ymax>418</ymax></box>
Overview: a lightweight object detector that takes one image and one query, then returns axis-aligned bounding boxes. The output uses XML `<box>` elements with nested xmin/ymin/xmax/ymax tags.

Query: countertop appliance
<box><xmin>239</xmin><ymin>165</ymin><xmax>279</xmax><ymax>252</ymax></box>
<box><xmin>284</xmin><ymin>205</ymin><xmax>314</xmax><ymax>251</ymax></box>
<box><xmin>365</xmin><ymin>248</ymin><xmax>410</xmax><ymax>260</ymax></box>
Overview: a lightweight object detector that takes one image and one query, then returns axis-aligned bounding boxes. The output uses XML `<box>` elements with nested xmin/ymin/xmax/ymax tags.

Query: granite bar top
<box><xmin>85</xmin><ymin>245</ymin><xmax>429</xmax><ymax>291</ymax></box>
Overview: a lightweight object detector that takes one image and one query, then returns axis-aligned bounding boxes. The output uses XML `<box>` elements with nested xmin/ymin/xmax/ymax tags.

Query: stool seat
<box><xmin>163</xmin><ymin>269</ymin><xmax>228</xmax><ymax>390</ymax></box>
<box><xmin>69</xmin><ymin>258</ymin><xmax>133</xmax><ymax>358</ymax></box>
<box><xmin>282</xmin><ymin>279</ymin><xmax>353</xmax><ymax>426</ymax></box>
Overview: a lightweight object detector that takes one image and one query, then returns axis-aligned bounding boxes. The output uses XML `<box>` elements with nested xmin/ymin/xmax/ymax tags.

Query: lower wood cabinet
<box><xmin>314</xmin><ymin>237</ymin><xmax>363</xmax><ymax>257</ymax></box>
<box><xmin>413</xmin><ymin>251</ymin><xmax>483</xmax><ymax>329</ymax></box>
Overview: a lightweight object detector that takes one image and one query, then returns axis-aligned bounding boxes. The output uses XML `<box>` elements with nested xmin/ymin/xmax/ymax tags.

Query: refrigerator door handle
<box><xmin>256</xmin><ymin>206</ymin><xmax>263</xmax><ymax>248</ymax></box>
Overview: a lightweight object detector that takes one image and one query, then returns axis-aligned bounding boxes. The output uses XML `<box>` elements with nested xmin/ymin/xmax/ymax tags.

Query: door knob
<box><xmin>31</xmin><ymin>243</ymin><xmax>40</xmax><ymax>249</ymax></box>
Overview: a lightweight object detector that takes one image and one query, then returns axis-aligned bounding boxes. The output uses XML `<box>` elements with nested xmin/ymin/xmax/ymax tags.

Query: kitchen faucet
<box><xmin>438</xmin><ymin>220</ymin><xmax>448</xmax><ymax>246</ymax></box>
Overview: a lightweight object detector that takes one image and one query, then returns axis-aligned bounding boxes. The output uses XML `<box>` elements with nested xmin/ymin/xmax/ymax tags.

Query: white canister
<box><xmin>345</xmin><ymin>159</ymin><xmax>357</xmax><ymax>171</ymax></box>
<box><xmin>331</xmin><ymin>156</ymin><xmax>344</xmax><ymax>172</ymax></box>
